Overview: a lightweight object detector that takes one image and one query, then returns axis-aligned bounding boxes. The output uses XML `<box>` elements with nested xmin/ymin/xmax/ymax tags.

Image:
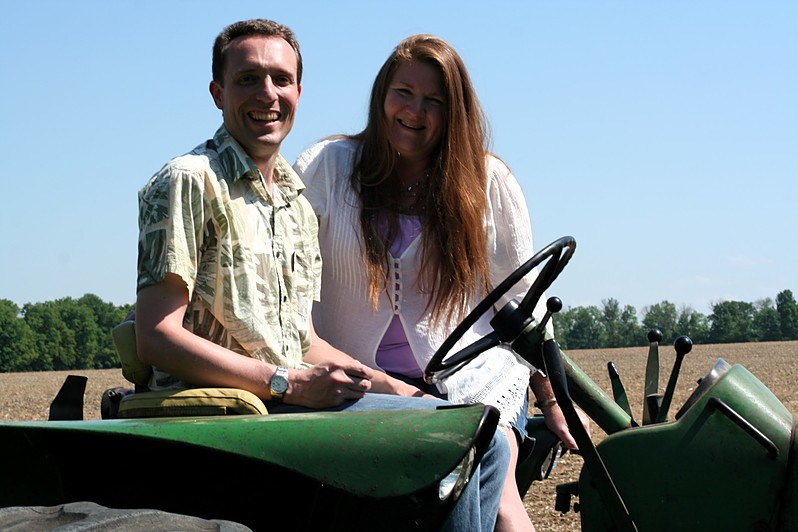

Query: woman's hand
<box><xmin>540</xmin><ymin>402</ymin><xmax>591</xmax><ymax>450</ymax></box>
<box><xmin>369</xmin><ymin>371</ymin><xmax>440</xmax><ymax>399</ymax></box>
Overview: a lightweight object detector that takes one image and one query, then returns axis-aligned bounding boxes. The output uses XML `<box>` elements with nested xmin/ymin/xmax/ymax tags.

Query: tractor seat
<box><xmin>104</xmin><ymin>321</ymin><xmax>268</xmax><ymax>419</ymax></box>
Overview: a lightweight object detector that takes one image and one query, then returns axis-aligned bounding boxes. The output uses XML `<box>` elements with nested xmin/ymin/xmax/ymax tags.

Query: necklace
<box><xmin>404</xmin><ymin>181</ymin><xmax>421</xmax><ymax>196</ymax></box>
<box><xmin>401</xmin><ymin>170</ymin><xmax>429</xmax><ymax>197</ymax></box>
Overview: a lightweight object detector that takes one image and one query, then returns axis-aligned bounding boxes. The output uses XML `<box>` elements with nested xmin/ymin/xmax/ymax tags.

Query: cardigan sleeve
<box><xmin>294</xmin><ymin>138</ymin><xmax>360</xmax><ymax>220</ymax></box>
<box><xmin>485</xmin><ymin>155</ymin><xmax>554</xmax><ymax>335</ymax></box>
<box><xmin>294</xmin><ymin>140</ymin><xmax>332</xmax><ymax>218</ymax></box>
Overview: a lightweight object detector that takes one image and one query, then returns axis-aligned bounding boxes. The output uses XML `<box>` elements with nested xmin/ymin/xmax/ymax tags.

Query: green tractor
<box><xmin>1</xmin><ymin>235</ymin><xmax>795</xmax><ymax>530</ymax></box>
<box><xmin>426</xmin><ymin>236</ymin><xmax>798</xmax><ymax>531</ymax></box>
<box><xmin>0</xmin><ymin>317</ymin><xmax>561</xmax><ymax>531</ymax></box>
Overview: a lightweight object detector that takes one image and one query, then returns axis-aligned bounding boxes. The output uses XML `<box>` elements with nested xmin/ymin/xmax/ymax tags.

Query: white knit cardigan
<box><xmin>295</xmin><ymin>139</ymin><xmax>551</xmax><ymax>427</ymax></box>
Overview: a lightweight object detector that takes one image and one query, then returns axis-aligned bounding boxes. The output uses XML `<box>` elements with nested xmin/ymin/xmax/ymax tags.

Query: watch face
<box><xmin>271</xmin><ymin>368</ymin><xmax>289</xmax><ymax>394</ymax></box>
<box><xmin>272</xmin><ymin>376</ymin><xmax>288</xmax><ymax>394</ymax></box>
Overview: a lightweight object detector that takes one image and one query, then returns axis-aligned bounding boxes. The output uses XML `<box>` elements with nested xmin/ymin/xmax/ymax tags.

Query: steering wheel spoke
<box><xmin>426</xmin><ymin>332</ymin><xmax>503</xmax><ymax>383</ymax></box>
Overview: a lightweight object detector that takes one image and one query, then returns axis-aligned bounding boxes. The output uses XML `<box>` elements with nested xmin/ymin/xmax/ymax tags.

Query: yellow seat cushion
<box><xmin>111</xmin><ymin>321</ymin><xmax>152</xmax><ymax>388</ymax></box>
<box><xmin>118</xmin><ymin>388</ymin><xmax>268</xmax><ymax>418</ymax></box>
<box><xmin>110</xmin><ymin>320</ymin><xmax>268</xmax><ymax>418</ymax></box>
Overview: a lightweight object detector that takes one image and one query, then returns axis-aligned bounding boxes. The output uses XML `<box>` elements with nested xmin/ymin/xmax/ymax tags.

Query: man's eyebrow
<box><xmin>232</xmin><ymin>65</ymin><xmax>295</xmax><ymax>78</ymax></box>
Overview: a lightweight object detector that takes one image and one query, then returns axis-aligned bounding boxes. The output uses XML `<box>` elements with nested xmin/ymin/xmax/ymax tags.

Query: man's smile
<box><xmin>249</xmin><ymin>110</ymin><xmax>281</xmax><ymax>122</ymax></box>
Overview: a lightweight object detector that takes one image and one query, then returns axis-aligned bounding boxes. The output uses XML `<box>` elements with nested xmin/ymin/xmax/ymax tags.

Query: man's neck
<box><xmin>254</xmin><ymin>152</ymin><xmax>280</xmax><ymax>195</ymax></box>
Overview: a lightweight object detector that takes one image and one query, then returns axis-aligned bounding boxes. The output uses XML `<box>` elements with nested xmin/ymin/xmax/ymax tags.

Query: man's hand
<box><xmin>304</xmin><ymin>316</ymin><xmax>439</xmax><ymax>399</ymax></box>
<box><xmin>286</xmin><ymin>361</ymin><xmax>373</xmax><ymax>408</ymax></box>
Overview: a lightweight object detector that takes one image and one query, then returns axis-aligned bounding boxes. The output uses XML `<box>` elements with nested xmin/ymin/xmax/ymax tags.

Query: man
<box><xmin>135</xmin><ymin>19</ymin><xmax>508</xmax><ymax>530</ymax></box>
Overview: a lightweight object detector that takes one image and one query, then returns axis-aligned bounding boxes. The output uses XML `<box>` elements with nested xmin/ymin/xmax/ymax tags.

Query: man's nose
<box><xmin>258</xmin><ymin>76</ymin><xmax>278</xmax><ymax>99</ymax></box>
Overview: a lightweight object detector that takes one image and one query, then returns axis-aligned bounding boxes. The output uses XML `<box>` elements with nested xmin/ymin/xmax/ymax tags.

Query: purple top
<box><xmin>376</xmin><ymin>214</ymin><xmax>423</xmax><ymax>377</ymax></box>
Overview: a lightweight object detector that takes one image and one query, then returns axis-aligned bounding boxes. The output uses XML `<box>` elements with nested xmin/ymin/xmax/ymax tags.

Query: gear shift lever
<box><xmin>655</xmin><ymin>336</ymin><xmax>693</xmax><ymax>423</ymax></box>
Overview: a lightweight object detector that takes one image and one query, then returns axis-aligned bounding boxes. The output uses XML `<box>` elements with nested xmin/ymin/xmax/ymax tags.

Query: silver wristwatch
<box><xmin>269</xmin><ymin>366</ymin><xmax>289</xmax><ymax>402</ymax></box>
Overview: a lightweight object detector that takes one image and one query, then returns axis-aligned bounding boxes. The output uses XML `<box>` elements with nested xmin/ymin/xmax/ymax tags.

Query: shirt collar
<box><xmin>211</xmin><ymin>125</ymin><xmax>305</xmax><ymax>201</ymax></box>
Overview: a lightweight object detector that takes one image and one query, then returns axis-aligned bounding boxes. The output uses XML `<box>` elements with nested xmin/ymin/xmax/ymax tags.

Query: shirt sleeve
<box><xmin>137</xmin><ymin>159</ymin><xmax>206</xmax><ymax>299</ymax></box>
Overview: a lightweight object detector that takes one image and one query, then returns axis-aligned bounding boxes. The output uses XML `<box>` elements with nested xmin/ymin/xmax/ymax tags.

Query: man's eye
<box><xmin>238</xmin><ymin>75</ymin><xmax>257</xmax><ymax>85</ymax></box>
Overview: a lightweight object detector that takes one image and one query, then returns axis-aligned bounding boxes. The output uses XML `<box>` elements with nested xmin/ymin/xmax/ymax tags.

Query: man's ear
<box><xmin>209</xmin><ymin>80</ymin><xmax>223</xmax><ymax>110</ymax></box>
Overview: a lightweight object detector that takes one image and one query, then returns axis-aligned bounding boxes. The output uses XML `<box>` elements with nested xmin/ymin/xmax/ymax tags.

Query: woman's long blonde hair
<box><xmin>350</xmin><ymin>34</ymin><xmax>492</xmax><ymax>326</ymax></box>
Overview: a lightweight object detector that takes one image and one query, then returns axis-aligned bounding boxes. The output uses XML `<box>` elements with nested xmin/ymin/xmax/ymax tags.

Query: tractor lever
<box><xmin>505</xmin><ymin>296</ymin><xmax>562</xmax><ymax>371</ymax></box>
<box><xmin>642</xmin><ymin>329</ymin><xmax>662</xmax><ymax>425</ymax></box>
<box><xmin>533</xmin><ymin>296</ymin><xmax>562</xmax><ymax>334</ymax></box>
<box><xmin>645</xmin><ymin>394</ymin><xmax>662</xmax><ymax>425</ymax></box>
<box><xmin>608</xmin><ymin>362</ymin><xmax>637</xmax><ymax>426</ymax></box>
<box><xmin>541</xmin><ymin>339</ymin><xmax>638</xmax><ymax>532</ymax></box>
<box><xmin>555</xmin><ymin>481</ymin><xmax>579</xmax><ymax>514</ymax></box>
<box><xmin>654</xmin><ymin>336</ymin><xmax>693</xmax><ymax>423</ymax></box>
<box><xmin>49</xmin><ymin>375</ymin><xmax>88</xmax><ymax>421</ymax></box>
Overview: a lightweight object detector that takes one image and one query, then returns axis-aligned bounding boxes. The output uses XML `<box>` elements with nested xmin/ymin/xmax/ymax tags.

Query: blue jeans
<box><xmin>387</xmin><ymin>371</ymin><xmax>531</xmax><ymax>440</ymax></box>
<box><xmin>269</xmin><ymin>393</ymin><xmax>509</xmax><ymax>531</ymax></box>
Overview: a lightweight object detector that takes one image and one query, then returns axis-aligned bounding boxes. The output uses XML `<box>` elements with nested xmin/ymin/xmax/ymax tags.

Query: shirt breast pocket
<box><xmin>290</xmin><ymin>243</ymin><xmax>319</xmax><ymax>319</ymax></box>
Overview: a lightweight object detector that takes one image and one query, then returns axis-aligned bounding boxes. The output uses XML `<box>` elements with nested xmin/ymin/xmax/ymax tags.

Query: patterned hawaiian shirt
<box><xmin>137</xmin><ymin>126</ymin><xmax>320</xmax><ymax>389</ymax></box>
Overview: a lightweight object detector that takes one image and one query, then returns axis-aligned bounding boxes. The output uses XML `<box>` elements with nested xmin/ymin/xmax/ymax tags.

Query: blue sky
<box><xmin>2</xmin><ymin>1</ymin><xmax>796</xmax><ymax>317</ymax></box>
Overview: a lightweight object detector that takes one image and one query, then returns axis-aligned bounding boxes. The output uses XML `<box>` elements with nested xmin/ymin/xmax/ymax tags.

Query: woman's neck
<box><xmin>395</xmin><ymin>159</ymin><xmax>430</xmax><ymax>188</ymax></box>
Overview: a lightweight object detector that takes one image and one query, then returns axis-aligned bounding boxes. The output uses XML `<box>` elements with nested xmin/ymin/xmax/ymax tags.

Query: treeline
<box><xmin>0</xmin><ymin>295</ymin><xmax>133</xmax><ymax>373</ymax></box>
<box><xmin>1</xmin><ymin>290</ymin><xmax>797</xmax><ymax>372</ymax></box>
<box><xmin>553</xmin><ymin>289</ymin><xmax>798</xmax><ymax>350</ymax></box>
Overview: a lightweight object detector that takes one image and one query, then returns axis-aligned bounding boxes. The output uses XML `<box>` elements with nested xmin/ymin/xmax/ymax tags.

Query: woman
<box><xmin>295</xmin><ymin>34</ymin><xmax>581</xmax><ymax>531</ymax></box>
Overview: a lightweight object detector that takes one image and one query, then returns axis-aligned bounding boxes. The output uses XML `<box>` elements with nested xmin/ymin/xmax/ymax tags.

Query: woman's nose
<box><xmin>406</xmin><ymin>97</ymin><xmax>424</xmax><ymax>116</ymax></box>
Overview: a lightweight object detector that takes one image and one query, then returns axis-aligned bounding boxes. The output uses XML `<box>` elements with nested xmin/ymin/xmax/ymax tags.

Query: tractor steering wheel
<box><xmin>424</xmin><ymin>236</ymin><xmax>576</xmax><ymax>383</ymax></box>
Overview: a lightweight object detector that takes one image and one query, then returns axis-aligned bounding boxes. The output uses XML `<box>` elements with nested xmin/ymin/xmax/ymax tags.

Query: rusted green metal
<box><xmin>578</xmin><ymin>361</ymin><xmax>795</xmax><ymax>531</ymax></box>
<box><xmin>0</xmin><ymin>404</ymin><xmax>491</xmax><ymax>500</ymax></box>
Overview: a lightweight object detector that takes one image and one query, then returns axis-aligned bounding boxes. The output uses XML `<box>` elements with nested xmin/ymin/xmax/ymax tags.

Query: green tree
<box><xmin>600</xmin><ymin>298</ymin><xmax>644</xmax><ymax>347</ymax></box>
<box><xmin>22</xmin><ymin>301</ymin><xmax>73</xmax><ymax>370</ymax></box>
<box><xmin>776</xmin><ymin>289</ymin><xmax>798</xmax><ymax>340</ymax></box>
<box><xmin>676</xmin><ymin>305</ymin><xmax>710</xmax><ymax>344</ymax></box>
<box><xmin>753</xmin><ymin>298</ymin><xmax>782</xmax><ymax>342</ymax></box>
<box><xmin>18</xmin><ymin>295</ymin><xmax>130</xmax><ymax>371</ymax></box>
<box><xmin>555</xmin><ymin>305</ymin><xmax>605</xmax><ymax>349</ymax></box>
<box><xmin>58</xmin><ymin>298</ymin><xmax>101</xmax><ymax>369</ymax></box>
<box><xmin>708</xmin><ymin>300</ymin><xmax>756</xmax><ymax>343</ymax></box>
<box><xmin>642</xmin><ymin>301</ymin><xmax>679</xmax><ymax>344</ymax></box>
<box><xmin>619</xmin><ymin>304</ymin><xmax>646</xmax><ymax>347</ymax></box>
<box><xmin>0</xmin><ymin>299</ymin><xmax>37</xmax><ymax>372</ymax></box>
<box><xmin>77</xmin><ymin>294</ymin><xmax>130</xmax><ymax>368</ymax></box>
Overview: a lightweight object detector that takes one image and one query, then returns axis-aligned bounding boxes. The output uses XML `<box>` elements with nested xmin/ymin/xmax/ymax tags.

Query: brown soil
<box><xmin>2</xmin><ymin>340</ymin><xmax>797</xmax><ymax>530</ymax></box>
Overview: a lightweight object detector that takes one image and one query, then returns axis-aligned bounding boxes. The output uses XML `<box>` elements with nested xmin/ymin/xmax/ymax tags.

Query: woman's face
<box><xmin>383</xmin><ymin>60</ymin><xmax>446</xmax><ymax>166</ymax></box>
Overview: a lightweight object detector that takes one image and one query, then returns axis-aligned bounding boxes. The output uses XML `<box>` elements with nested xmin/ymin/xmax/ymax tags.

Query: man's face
<box><xmin>210</xmin><ymin>35</ymin><xmax>301</xmax><ymax>165</ymax></box>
